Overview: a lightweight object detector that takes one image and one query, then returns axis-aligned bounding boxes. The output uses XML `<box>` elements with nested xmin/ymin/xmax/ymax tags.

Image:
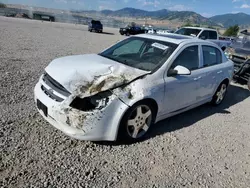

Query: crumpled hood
<box><xmin>45</xmin><ymin>54</ymin><xmax>148</xmax><ymax>97</ymax></box>
<box><xmin>234</xmin><ymin>48</ymin><xmax>250</xmax><ymax>57</ymax></box>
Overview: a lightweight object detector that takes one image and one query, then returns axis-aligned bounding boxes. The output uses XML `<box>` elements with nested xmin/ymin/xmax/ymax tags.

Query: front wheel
<box><xmin>117</xmin><ymin>102</ymin><xmax>155</xmax><ymax>142</ymax></box>
<box><xmin>211</xmin><ymin>82</ymin><xmax>228</xmax><ymax>105</ymax></box>
<box><xmin>248</xmin><ymin>77</ymin><xmax>250</xmax><ymax>90</ymax></box>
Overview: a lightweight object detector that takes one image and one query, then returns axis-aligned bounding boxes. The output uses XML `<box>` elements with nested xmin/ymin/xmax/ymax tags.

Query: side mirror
<box><xmin>168</xmin><ymin>65</ymin><xmax>191</xmax><ymax>76</ymax></box>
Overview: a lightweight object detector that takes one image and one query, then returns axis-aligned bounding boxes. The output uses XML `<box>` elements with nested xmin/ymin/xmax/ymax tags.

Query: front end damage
<box><xmin>34</xmin><ymin>55</ymin><xmax>149</xmax><ymax>140</ymax></box>
<box><xmin>225</xmin><ymin>47</ymin><xmax>250</xmax><ymax>83</ymax></box>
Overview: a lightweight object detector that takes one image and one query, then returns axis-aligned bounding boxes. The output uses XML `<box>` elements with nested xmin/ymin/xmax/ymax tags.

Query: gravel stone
<box><xmin>1</xmin><ymin>17</ymin><xmax>250</xmax><ymax>188</ymax></box>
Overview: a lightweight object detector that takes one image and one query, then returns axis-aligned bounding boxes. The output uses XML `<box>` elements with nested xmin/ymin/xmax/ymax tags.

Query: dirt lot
<box><xmin>0</xmin><ymin>17</ymin><xmax>250</xmax><ymax>188</ymax></box>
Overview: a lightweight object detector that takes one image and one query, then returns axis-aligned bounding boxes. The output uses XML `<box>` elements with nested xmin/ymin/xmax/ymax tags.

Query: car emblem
<box><xmin>49</xmin><ymin>88</ymin><xmax>54</xmax><ymax>93</ymax></box>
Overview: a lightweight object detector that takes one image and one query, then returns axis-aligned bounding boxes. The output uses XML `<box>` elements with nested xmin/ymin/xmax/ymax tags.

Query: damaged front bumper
<box><xmin>34</xmin><ymin>77</ymin><xmax>129</xmax><ymax>141</ymax></box>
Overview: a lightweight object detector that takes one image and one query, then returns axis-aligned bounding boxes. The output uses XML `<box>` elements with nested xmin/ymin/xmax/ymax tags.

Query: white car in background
<box><xmin>34</xmin><ymin>33</ymin><xmax>234</xmax><ymax>142</ymax></box>
<box><xmin>147</xmin><ymin>28</ymin><xmax>155</xmax><ymax>34</ymax></box>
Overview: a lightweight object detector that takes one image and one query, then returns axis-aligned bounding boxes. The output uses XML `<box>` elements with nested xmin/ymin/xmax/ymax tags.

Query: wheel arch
<box><xmin>221</xmin><ymin>78</ymin><xmax>230</xmax><ymax>86</ymax></box>
<box><xmin>114</xmin><ymin>97</ymin><xmax>159</xmax><ymax>140</ymax></box>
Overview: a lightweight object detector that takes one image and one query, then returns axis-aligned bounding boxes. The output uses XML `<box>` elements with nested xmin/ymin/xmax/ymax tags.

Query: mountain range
<box><xmin>73</xmin><ymin>7</ymin><xmax>250</xmax><ymax>28</ymax></box>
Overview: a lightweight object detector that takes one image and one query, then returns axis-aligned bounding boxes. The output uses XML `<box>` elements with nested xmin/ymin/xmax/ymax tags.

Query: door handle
<box><xmin>217</xmin><ymin>70</ymin><xmax>223</xmax><ymax>74</ymax></box>
<box><xmin>194</xmin><ymin>76</ymin><xmax>202</xmax><ymax>81</ymax></box>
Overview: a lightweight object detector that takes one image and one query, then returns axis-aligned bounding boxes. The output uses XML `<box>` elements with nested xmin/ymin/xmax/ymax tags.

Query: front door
<box><xmin>163</xmin><ymin>45</ymin><xmax>202</xmax><ymax>114</ymax></box>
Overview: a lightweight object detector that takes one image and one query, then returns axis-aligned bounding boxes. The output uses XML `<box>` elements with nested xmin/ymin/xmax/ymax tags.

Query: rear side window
<box><xmin>199</xmin><ymin>30</ymin><xmax>217</xmax><ymax>40</ymax></box>
<box><xmin>171</xmin><ymin>45</ymin><xmax>199</xmax><ymax>71</ymax></box>
<box><xmin>199</xmin><ymin>31</ymin><xmax>209</xmax><ymax>39</ymax></box>
<box><xmin>208</xmin><ymin>31</ymin><xmax>217</xmax><ymax>39</ymax></box>
<box><xmin>91</xmin><ymin>20</ymin><xmax>101</xmax><ymax>24</ymax></box>
<box><xmin>202</xmin><ymin>46</ymin><xmax>222</xmax><ymax>67</ymax></box>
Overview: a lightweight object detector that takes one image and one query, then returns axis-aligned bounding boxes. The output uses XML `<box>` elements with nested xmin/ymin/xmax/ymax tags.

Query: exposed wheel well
<box><xmin>221</xmin><ymin>78</ymin><xmax>229</xmax><ymax>86</ymax></box>
<box><xmin>221</xmin><ymin>46</ymin><xmax>226</xmax><ymax>51</ymax></box>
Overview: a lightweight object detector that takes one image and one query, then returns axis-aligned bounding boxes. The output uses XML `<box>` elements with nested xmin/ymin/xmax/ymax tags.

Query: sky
<box><xmin>2</xmin><ymin>0</ymin><xmax>250</xmax><ymax>17</ymax></box>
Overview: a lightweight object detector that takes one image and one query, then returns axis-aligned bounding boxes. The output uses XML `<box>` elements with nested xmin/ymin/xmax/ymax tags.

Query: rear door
<box><xmin>197</xmin><ymin>45</ymin><xmax>223</xmax><ymax>101</ymax></box>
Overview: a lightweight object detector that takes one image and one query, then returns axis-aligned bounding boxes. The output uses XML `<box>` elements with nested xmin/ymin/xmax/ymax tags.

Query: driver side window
<box><xmin>171</xmin><ymin>45</ymin><xmax>199</xmax><ymax>71</ymax></box>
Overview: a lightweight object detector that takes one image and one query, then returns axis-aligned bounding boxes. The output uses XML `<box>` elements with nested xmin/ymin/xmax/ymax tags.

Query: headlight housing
<box><xmin>70</xmin><ymin>90</ymin><xmax>113</xmax><ymax>111</ymax></box>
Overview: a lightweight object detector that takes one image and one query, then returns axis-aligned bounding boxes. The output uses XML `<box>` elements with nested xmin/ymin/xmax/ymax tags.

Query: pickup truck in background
<box><xmin>175</xmin><ymin>27</ymin><xmax>232</xmax><ymax>51</ymax></box>
<box><xmin>88</xmin><ymin>20</ymin><xmax>103</xmax><ymax>33</ymax></box>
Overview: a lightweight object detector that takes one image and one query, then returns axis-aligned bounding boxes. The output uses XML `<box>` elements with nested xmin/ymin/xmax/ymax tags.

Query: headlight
<box><xmin>70</xmin><ymin>90</ymin><xmax>112</xmax><ymax>111</ymax></box>
<box><xmin>225</xmin><ymin>52</ymin><xmax>232</xmax><ymax>59</ymax></box>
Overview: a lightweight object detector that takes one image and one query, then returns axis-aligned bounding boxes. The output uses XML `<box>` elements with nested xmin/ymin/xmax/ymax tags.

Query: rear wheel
<box><xmin>211</xmin><ymin>82</ymin><xmax>228</xmax><ymax>105</ymax></box>
<box><xmin>117</xmin><ymin>102</ymin><xmax>155</xmax><ymax>142</ymax></box>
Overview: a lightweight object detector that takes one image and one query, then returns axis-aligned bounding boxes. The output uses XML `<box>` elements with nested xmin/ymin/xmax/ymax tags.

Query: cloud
<box><xmin>137</xmin><ymin>0</ymin><xmax>160</xmax><ymax>8</ymax></box>
<box><xmin>168</xmin><ymin>4</ymin><xmax>191</xmax><ymax>11</ymax></box>
<box><xmin>54</xmin><ymin>0</ymin><xmax>84</xmax><ymax>5</ymax></box>
<box><xmin>240</xmin><ymin>4</ymin><xmax>250</xmax><ymax>8</ymax></box>
<box><xmin>201</xmin><ymin>12</ymin><xmax>213</xmax><ymax>18</ymax></box>
<box><xmin>98</xmin><ymin>0</ymin><xmax>117</xmax><ymax>10</ymax></box>
<box><xmin>232</xmin><ymin>0</ymin><xmax>242</xmax><ymax>2</ymax></box>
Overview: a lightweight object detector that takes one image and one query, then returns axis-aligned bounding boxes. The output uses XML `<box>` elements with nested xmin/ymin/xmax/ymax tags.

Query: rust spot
<box><xmin>66</xmin><ymin>117</ymin><xmax>71</xmax><ymax>125</ymax></box>
<box><xmin>79</xmin><ymin>82</ymin><xmax>93</xmax><ymax>93</ymax></box>
<box><xmin>128</xmin><ymin>91</ymin><xmax>133</xmax><ymax>99</ymax></box>
<box><xmin>89</xmin><ymin>80</ymin><xmax>106</xmax><ymax>94</ymax></box>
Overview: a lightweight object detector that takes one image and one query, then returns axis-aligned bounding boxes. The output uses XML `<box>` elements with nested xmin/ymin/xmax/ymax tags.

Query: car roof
<box><xmin>136</xmin><ymin>33</ymin><xmax>217</xmax><ymax>46</ymax></box>
<box><xmin>182</xmin><ymin>27</ymin><xmax>216</xmax><ymax>31</ymax></box>
<box><xmin>136</xmin><ymin>33</ymin><xmax>197</xmax><ymax>44</ymax></box>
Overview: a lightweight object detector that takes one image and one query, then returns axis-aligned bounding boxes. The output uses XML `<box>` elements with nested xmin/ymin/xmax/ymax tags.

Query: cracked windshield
<box><xmin>1</xmin><ymin>0</ymin><xmax>250</xmax><ymax>187</ymax></box>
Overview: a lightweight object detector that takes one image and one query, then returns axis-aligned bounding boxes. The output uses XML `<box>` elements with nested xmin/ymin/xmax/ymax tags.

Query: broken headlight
<box><xmin>69</xmin><ymin>90</ymin><xmax>113</xmax><ymax>111</ymax></box>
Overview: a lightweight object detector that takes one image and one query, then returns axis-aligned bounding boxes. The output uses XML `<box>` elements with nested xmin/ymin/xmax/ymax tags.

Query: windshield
<box><xmin>231</xmin><ymin>35</ymin><xmax>250</xmax><ymax>49</ymax></box>
<box><xmin>99</xmin><ymin>37</ymin><xmax>177</xmax><ymax>71</ymax></box>
<box><xmin>175</xmin><ymin>28</ymin><xmax>201</xmax><ymax>36</ymax></box>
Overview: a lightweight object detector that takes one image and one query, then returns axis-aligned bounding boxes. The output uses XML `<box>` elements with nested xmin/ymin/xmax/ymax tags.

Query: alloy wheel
<box><xmin>126</xmin><ymin>105</ymin><xmax>152</xmax><ymax>139</ymax></box>
<box><xmin>216</xmin><ymin>83</ymin><xmax>227</xmax><ymax>104</ymax></box>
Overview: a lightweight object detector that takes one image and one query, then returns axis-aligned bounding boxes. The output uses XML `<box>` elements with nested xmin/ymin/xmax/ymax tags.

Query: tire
<box><xmin>211</xmin><ymin>82</ymin><xmax>228</xmax><ymax>106</ymax></box>
<box><xmin>248</xmin><ymin>77</ymin><xmax>250</xmax><ymax>91</ymax></box>
<box><xmin>90</xmin><ymin>29</ymin><xmax>92</xmax><ymax>32</ymax></box>
<box><xmin>117</xmin><ymin>101</ymin><xmax>155</xmax><ymax>143</ymax></box>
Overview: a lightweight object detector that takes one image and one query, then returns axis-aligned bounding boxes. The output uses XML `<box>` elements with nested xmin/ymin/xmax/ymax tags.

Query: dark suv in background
<box><xmin>88</xmin><ymin>20</ymin><xmax>103</xmax><ymax>33</ymax></box>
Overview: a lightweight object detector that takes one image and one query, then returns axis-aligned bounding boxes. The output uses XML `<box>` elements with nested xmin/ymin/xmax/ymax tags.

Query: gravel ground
<box><xmin>1</xmin><ymin>17</ymin><xmax>250</xmax><ymax>188</ymax></box>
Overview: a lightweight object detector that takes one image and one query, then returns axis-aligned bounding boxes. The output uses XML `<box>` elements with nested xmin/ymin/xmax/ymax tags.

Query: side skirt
<box><xmin>155</xmin><ymin>98</ymin><xmax>212</xmax><ymax>123</ymax></box>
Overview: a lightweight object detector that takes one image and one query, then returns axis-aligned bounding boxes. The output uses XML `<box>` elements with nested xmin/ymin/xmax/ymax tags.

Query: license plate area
<box><xmin>37</xmin><ymin>99</ymin><xmax>48</xmax><ymax>117</ymax></box>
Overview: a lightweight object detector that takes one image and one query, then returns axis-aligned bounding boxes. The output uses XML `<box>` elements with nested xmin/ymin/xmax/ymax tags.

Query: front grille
<box><xmin>232</xmin><ymin>55</ymin><xmax>246</xmax><ymax>72</ymax></box>
<box><xmin>41</xmin><ymin>85</ymin><xmax>63</xmax><ymax>102</ymax></box>
<box><xmin>42</xmin><ymin>73</ymin><xmax>71</xmax><ymax>97</ymax></box>
<box><xmin>41</xmin><ymin>73</ymin><xmax>71</xmax><ymax>102</ymax></box>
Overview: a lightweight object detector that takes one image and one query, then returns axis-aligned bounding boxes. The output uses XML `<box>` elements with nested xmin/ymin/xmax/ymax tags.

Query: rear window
<box><xmin>209</xmin><ymin>31</ymin><xmax>217</xmax><ymax>40</ymax></box>
<box><xmin>175</xmin><ymin>28</ymin><xmax>201</xmax><ymax>37</ymax></box>
<box><xmin>91</xmin><ymin>20</ymin><xmax>101</xmax><ymax>25</ymax></box>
